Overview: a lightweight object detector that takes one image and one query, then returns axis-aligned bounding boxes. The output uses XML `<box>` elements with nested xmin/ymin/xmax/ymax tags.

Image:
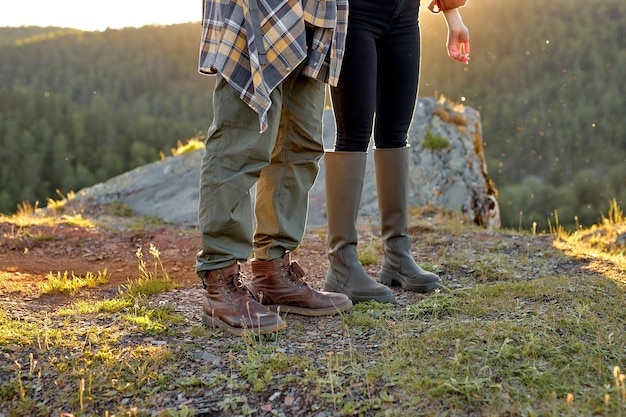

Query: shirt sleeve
<box><xmin>427</xmin><ymin>0</ymin><xmax>467</xmax><ymax>13</ymax></box>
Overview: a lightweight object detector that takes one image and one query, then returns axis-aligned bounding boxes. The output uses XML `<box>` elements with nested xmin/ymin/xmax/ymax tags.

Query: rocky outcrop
<box><xmin>74</xmin><ymin>96</ymin><xmax>500</xmax><ymax>230</ymax></box>
<box><xmin>75</xmin><ymin>149</ymin><xmax>203</xmax><ymax>227</ymax></box>
<box><xmin>310</xmin><ymin>96</ymin><xmax>500</xmax><ymax>229</ymax></box>
<box><xmin>410</xmin><ymin>96</ymin><xmax>500</xmax><ymax>228</ymax></box>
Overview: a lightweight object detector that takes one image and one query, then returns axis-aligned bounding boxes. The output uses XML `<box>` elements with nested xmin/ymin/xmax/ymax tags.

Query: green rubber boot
<box><xmin>323</xmin><ymin>151</ymin><xmax>395</xmax><ymax>303</ymax></box>
<box><xmin>374</xmin><ymin>147</ymin><xmax>442</xmax><ymax>292</ymax></box>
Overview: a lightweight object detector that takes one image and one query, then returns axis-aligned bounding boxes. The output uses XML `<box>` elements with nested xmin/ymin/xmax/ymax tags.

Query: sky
<box><xmin>0</xmin><ymin>0</ymin><xmax>199</xmax><ymax>31</ymax></box>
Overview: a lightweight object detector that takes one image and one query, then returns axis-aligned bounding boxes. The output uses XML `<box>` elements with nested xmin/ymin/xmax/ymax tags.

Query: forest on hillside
<box><xmin>0</xmin><ymin>0</ymin><xmax>625</xmax><ymax>231</ymax></box>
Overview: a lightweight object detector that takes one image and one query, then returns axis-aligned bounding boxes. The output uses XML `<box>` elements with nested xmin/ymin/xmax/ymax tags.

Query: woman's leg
<box><xmin>324</xmin><ymin>0</ymin><xmax>397</xmax><ymax>303</ymax></box>
<box><xmin>374</xmin><ymin>0</ymin><xmax>421</xmax><ymax>149</ymax></box>
<box><xmin>373</xmin><ymin>0</ymin><xmax>442</xmax><ymax>292</ymax></box>
<box><xmin>331</xmin><ymin>0</ymin><xmax>387</xmax><ymax>152</ymax></box>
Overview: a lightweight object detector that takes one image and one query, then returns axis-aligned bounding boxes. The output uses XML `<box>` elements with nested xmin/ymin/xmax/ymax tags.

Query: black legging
<box><xmin>331</xmin><ymin>0</ymin><xmax>421</xmax><ymax>152</ymax></box>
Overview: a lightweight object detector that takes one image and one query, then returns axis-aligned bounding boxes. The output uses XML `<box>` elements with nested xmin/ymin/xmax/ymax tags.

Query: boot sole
<box><xmin>264</xmin><ymin>299</ymin><xmax>353</xmax><ymax>317</ymax></box>
<box><xmin>201</xmin><ymin>313</ymin><xmax>286</xmax><ymax>336</ymax></box>
<box><xmin>379</xmin><ymin>269</ymin><xmax>442</xmax><ymax>293</ymax></box>
<box><xmin>323</xmin><ymin>282</ymin><xmax>395</xmax><ymax>304</ymax></box>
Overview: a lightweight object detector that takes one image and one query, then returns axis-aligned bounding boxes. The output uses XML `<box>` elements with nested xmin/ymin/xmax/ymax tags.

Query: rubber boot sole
<box><xmin>323</xmin><ymin>280</ymin><xmax>395</xmax><ymax>304</ymax></box>
<box><xmin>379</xmin><ymin>267</ymin><xmax>442</xmax><ymax>293</ymax></box>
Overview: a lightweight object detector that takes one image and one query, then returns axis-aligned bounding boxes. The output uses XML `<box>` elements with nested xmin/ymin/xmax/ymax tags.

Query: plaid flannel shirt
<box><xmin>199</xmin><ymin>0</ymin><xmax>348</xmax><ymax>132</ymax></box>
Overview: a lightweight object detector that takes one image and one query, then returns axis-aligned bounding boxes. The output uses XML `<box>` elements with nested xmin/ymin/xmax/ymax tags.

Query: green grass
<box><xmin>38</xmin><ymin>270</ymin><xmax>111</xmax><ymax>295</ymax></box>
<box><xmin>422</xmin><ymin>127</ymin><xmax>451</xmax><ymax>150</ymax></box>
<box><xmin>1</xmin><ymin>204</ymin><xmax>626</xmax><ymax>416</ymax></box>
<box><xmin>357</xmin><ymin>238</ymin><xmax>381</xmax><ymax>266</ymax></box>
<box><xmin>57</xmin><ymin>298</ymin><xmax>134</xmax><ymax>315</ymax></box>
<box><xmin>120</xmin><ymin>244</ymin><xmax>180</xmax><ymax>300</ymax></box>
<box><xmin>328</xmin><ymin>274</ymin><xmax>626</xmax><ymax>416</ymax></box>
<box><xmin>0</xmin><ymin>228</ymin><xmax>190</xmax><ymax>414</ymax></box>
<box><xmin>171</xmin><ymin>137</ymin><xmax>205</xmax><ymax>156</ymax></box>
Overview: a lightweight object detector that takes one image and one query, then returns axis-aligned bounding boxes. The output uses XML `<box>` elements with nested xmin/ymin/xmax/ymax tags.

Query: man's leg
<box><xmin>196</xmin><ymin>75</ymin><xmax>286</xmax><ymax>335</ymax></box>
<box><xmin>253</xmin><ymin>65</ymin><xmax>325</xmax><ymax>259</ymax></box>
<box><xmin>196</xmin><ymin>75</ymin><xmax>282</xmax><ymax>273</ymax></box>
<box><xmin>247</xmin><ymin>66</ymin><xmax>352</xmax><ymax>316</ymax></box>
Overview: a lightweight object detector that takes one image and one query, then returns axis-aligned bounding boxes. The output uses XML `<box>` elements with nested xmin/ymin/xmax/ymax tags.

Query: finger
<box><xmin>449</xmin><ymin>51</ymin><xmax>462</xmax><ymax>63</ymax></box>
<box><xmin>449</xmin><ymin>50</ymin><xmax>469</xmax><ymax>64</ymax></box>
<box><xmin>448</xmin><ymin>44</ymin><xmax>464</xmax><ymax>60</ymax></box>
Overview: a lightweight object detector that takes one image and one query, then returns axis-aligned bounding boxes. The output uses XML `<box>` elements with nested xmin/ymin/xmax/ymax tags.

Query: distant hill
<box><xmin>0</xmin><ymin>26</ymin><xmax>69</xmax><ymax>46</ymax></box>
<box><xmin>1</xmin><ymin>0</ymin><xmax>625</xmax><ymax>230</ymax></box>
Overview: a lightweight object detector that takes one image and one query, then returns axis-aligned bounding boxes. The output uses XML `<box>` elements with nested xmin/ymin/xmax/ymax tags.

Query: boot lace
<box><xmin>282</xmin><ymin>261</ymin><xmax>307</xmax><ymax>289</ymax></box>
<box><xmin>223</xmin><ymin>268</ymin><xmax>252</xmax><ymax>302</ymax></box>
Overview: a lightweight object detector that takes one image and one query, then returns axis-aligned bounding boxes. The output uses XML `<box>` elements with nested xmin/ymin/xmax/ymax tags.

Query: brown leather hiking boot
<box><xmin>201</xmin><ymin>263</ymin><xmax>287</xmax><ymax>336</ymax></box>
<box><xmin>247</xmin><ymin>253</ymin><xmax>353</xmax><ymax>316</ymax></box>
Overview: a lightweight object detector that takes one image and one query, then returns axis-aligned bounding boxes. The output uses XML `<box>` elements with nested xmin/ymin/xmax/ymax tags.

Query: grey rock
<box><xmin>75</xmin><ymin>149</ymin><xmax>202</xmax><ymax>227</ymax></box>
<box><xmin>193</xmin><ymin>351</ymin><xmax>221</xmax><ymax>364</ymax></box>
<box><xmin>74</xmin><ymin>97</ymin><xmax>500</xmax><ymax>230</ymax></box>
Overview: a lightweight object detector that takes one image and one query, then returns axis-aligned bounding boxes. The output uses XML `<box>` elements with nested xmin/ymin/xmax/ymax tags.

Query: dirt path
<box><xmin>1</xmin><ymin>220</ymin><xmax>202</xmax><ymax>303</ymax></box>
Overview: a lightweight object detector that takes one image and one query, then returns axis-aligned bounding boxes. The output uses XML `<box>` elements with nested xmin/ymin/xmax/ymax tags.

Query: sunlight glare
<box><xmin>0</xmin><ymin>0</ymin><xmax>199</xmax><ymax>31</ymax></box>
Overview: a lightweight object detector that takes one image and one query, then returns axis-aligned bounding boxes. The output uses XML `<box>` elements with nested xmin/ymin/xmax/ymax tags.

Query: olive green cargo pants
<box><xmin>196</xmin><ymin>64</ymin><xmax>325</xmax><ymax>276</ymax></box>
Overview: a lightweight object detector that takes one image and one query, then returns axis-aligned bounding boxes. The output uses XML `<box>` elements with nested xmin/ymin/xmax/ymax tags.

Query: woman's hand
<box><xmin>443</xmin><ymin>8</ymin><xmax>470</xmax><ymax>64</ymax></box>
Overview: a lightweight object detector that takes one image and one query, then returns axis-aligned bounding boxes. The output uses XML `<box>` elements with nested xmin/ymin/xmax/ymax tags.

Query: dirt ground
<box><xmin>0</xmin><ymin>202</ymin><xmax>479</xmax><ymax>320</ymax></box>
<box><xmin>0</xmin><ymin>220</ymin><xmax>202</xmax><ymax>303</ymax></box>
<box><xmin>4</xmin><ymin>206</ymin><xmax>625</xmax><ymax>416</ymax></box>
<box><xmin>0</xmin><ymin>208</ymin><xmax>351</xmax><ymax>310</ymax></box>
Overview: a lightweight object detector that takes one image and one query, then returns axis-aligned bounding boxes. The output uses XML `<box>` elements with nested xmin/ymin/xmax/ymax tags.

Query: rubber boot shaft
<box><xmin>374</xmin><ymin>147</ymin><xmax>442</xmax><ymax>292</ymax></box>
<box><xmin>323</xmin><ymin>151</ymin><xmax>395</xmax><ymax>303</ymax></box>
